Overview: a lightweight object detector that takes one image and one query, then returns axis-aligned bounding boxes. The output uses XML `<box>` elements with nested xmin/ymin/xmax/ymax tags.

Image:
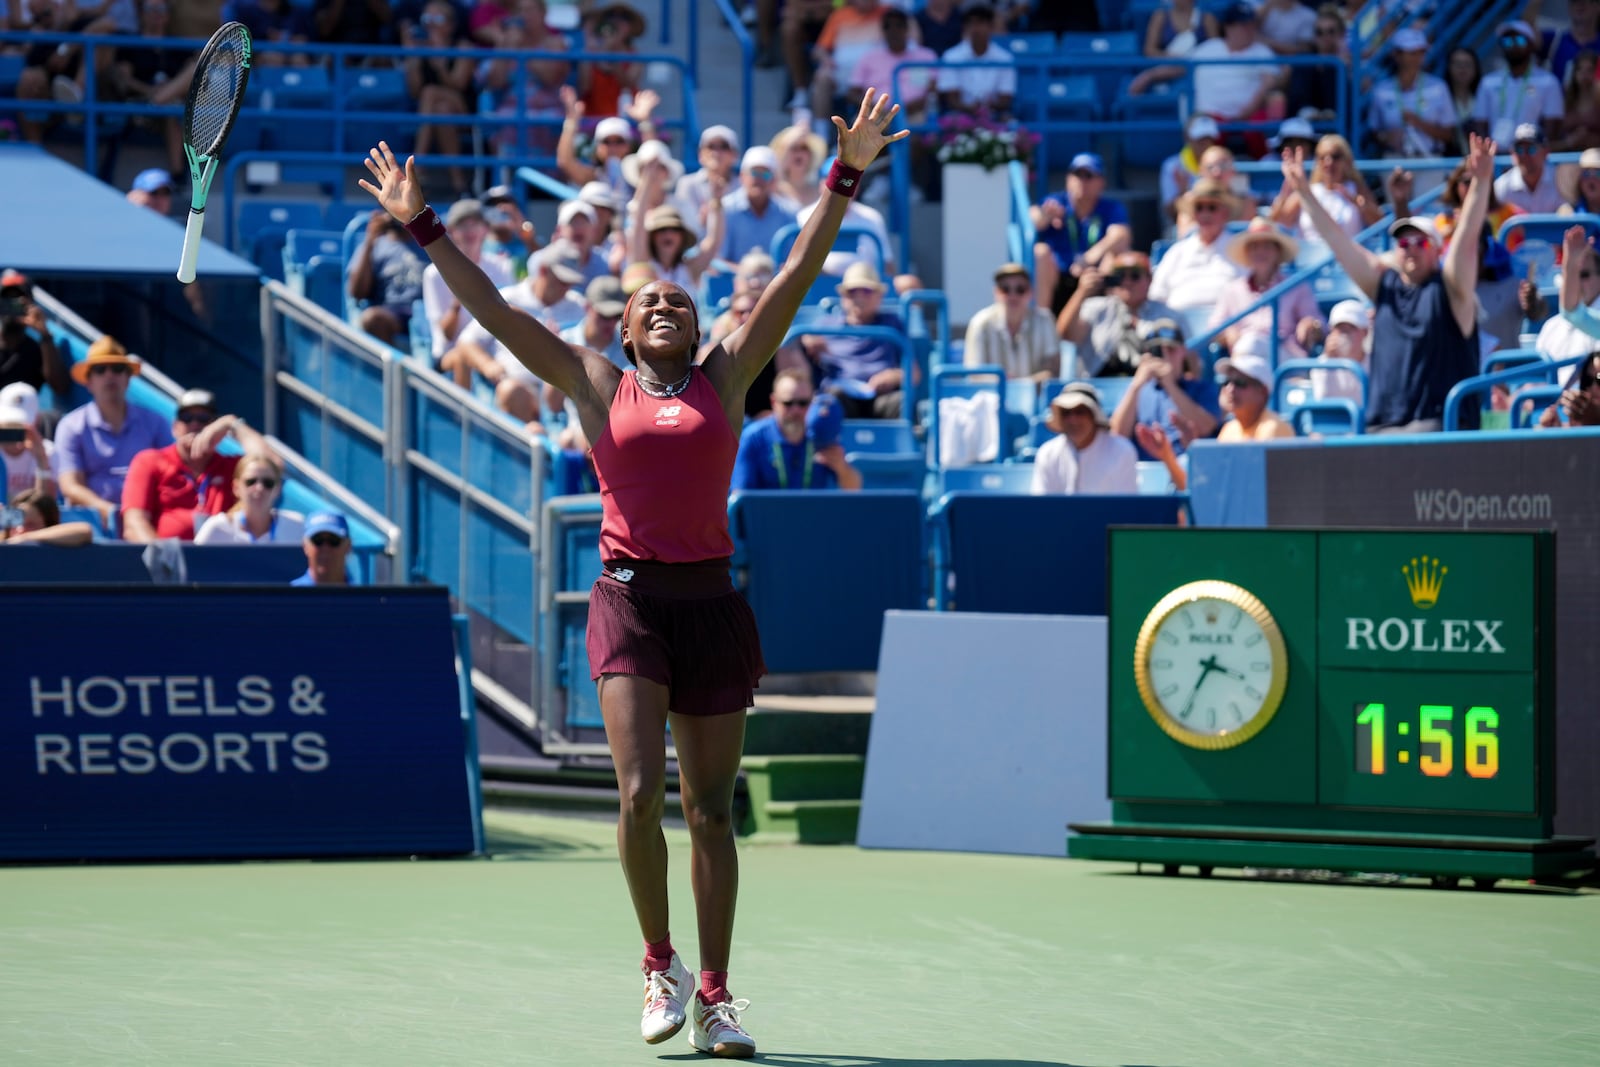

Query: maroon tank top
<box><xmin>591</xmin><ymin>368</ymin><xmax>738</xmax><ymax>563</ymax></box>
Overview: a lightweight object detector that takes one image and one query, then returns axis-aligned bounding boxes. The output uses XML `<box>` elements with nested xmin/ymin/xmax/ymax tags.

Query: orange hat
<box><xmin>70</xmin><ymin>336</ymin><xmax>142</xmax><ymax>386</ymax></box>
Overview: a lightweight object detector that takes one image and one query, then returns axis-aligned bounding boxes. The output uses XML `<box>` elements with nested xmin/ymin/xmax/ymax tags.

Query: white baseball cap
<box><xmin>557</xmin><ymin>199</ymin><xmax>598</xmax><ymax>227</ymax></box>
<box><xmin>593</xmin><ymin>116</ymin><xmax>634</xmax><ymax>144</ymax></box>
<box><xmin>1216</xmin><ymin>333</ymin><xmax>1274</xmax><ymax>387</ymax></box>
<box><xmin>0</xmin><ymin>381</ymin><xmax>39</xmax><ymax>427</ymax></box>
<box><xmin>699</xmin><ymin>124</ymin><xmax>740</xmax><ymax>151</ymax></box>
<box><xmin>740</xmin><ymin>145</ymin><xmax>779</xmax><ymax>174</ymax></box>
<box><xmin>1389</xmin><ymin>215</ymin><xmax>1442</xmax><ymax>244</ymax></box>
<box><xmin>1328</xmin><ymin>299</ymin><xmax>1371</xmax><ymax>330</ymax></box>
<box><xmin>1187</xmin><ymin>115</ymin><xmax>1220</xmax><ymax>142</ymax></box>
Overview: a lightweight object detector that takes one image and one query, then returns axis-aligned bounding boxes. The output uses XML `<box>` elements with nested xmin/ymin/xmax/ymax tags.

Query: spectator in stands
<box><xmin>962</xmin><ymin>263</ymin><xmax>1059</xmax><ymax>382</ymax></box>
<box><xmin>234</xmin><ymin>0</ymin><xmax>316</xmax><ymax>66</ymax></box>
<box><xmin>807</xmin><ymin>0</ymin><xmax>886</xmax><ymax>131</ymax></box>
<box><xmin>1535</xmin><ymin>354</ymin><xmax>1600</xmax><ymax>427</ymax></box>
<box><xmin>1473</xmin><ymin>21</ymin><xmax>1563</xmax><ymax>146</ymax></box>
<box><xmin>106</xmin><ymin>0</ymin><xmax>193</xmax><ymax>178</ymax></box>
<box><xmin>936</xmin><ymin>4</ymin><xmax>1016</xmax><ymax>118</ymax></box>
<box><xmin>1174</xmin><ymin>144</ymin><xmax>1258</xmax><ymax>233</ymax></box>
<box><xmin>1160</xmin><ymin>116</ymin><xmax>1221</xmax><ymax>233</ymax></box>
<box><xmin>480</xmin><ymin>185</ymin><xmax>540</xmax><ymax>280</ymax></box>
<box><xmin>1210</xmin><ymin>218</ymin><xmax>1324</xmax><ymax>361</ymax></box>
<box><xmin>404</xmin><ymin>0</ymin><xmax>476</xmax><ymax>196</ymax></box>
<box><xmin>482</xmin><ymin>0</ymin><xmax>572</xmax><ymax>155</ymax></box>
<box><xmin>1548</xmin><ymin>226</ymin><xmax>1600</xmax><ymax>396</ymax></box>
<box><xmin>678</xmin><ymin>125</ymin><xmax>742</xmax><ymax>237</ymax></box>
<box><xmin>1282</xmin><ymin>137</ymin><xmax>1492</xmax><ymax>432</ymax></box>
<box><xmin>1108</xmin><ymin>319</ymin><xmax>1222</xmax><ymax>459</ymax></box>
<box><xmin>1</xmin><ymin>488</ymin><xmax>94</xmax><ymax>547</ymax></box>
<box><xmin>55</xmin><ymin>338</ymin><xmax>172</xmax><ymax>531</ymax></box>
<box><xmin>1496</xmin><ymin>123</ymin><xmax>1565</xmax><ymax>215</ymax></box>
<box><xmin>558</xmin><ymin>88</ymin><xmax>657</xmax><ymax>192</ymax></box>
<box><xmin>0</xmin><ymin>382</ymin><xmax>54</xmax><ymax>500</ymax></box>
<box><xmin>849</xmin><ymin>6</ymin><xmax>936</xmax><ymax>124</ymax></box>
<box><xmin>1547</xmin><ymin>0</ymin><xmax>1600</xmax><ymax>83</ymax></box>
<box><xmin>800</xmin><ymin>262</ymin><xmax>908</xmax><ymax>418</ymax></box>
<box><xmin>1313</xmin><ymin>298</ymin><xmax>1371</xmax><ymax>408</ymax></box>
<box><xmin>125</xmin><ymin>167</ymin><xmax>174</xmax><ymax>218</ymax></box>
<box><xmin>313</xmin><ymin>0</ymin><xmax>395</xmax><ymax>45</ymax></box>
<box><xmin>121</xmin><ymin>389</ymin><xmax>273</xmax><ymax>543</ymax></box>
<box><xmin>1149</xmin><ymin>179</ymin><xmax>1244</xmax><ymax>315</ymax></box>
<box><xmin>1256</xmin><ymin>0</ymin><xmax>1316</xmax><ymax>54</ymax></box>
<box><xmin>719</xmin><ymin>146</ymin><xmax>796</xmax><ymax>263</ymax></box>
<box><xmin>1129</xmin><ymin>0</ymin><xmax>1219</xmax><ymax>97</ymax></box>
<box><xmin>795</xmin><ymin>156</ymin><xmax>911</xmax><ymax>286</ymax></box>
<box><xmin>1555</xmin><ymin>49</ymin><xmax>1600</xmax><ymax>152</ymax></box>
<box><xmin>292</xmin><ymin>511</ymin><xmax>354</xmax><ymax>586</ymax></box>
<box><xmin>1557</xmin><ymin>148</ymin><xmax>1600</xmax><ymax>215</ymax></box>
<box><xmin>0</xmin><ymin>268</ymin><xmax>67</xmax><ymax>400</ymax></box>
<box><xmin>1445</xmin><ymin>46</ymin><xmax>1482</xmax><ymax>155</ymax></box>
<box><xmin>771</xmin><ymin>124</ymin><xmax>827</xmax><ymax>208</ymax></box>
<box><xmin>1057</xmin><ymin>251</ymin><xmax>1179</xmax><ymax>378</ymax></box>
<box><xmin>732</xmin><ymin>368</ymin><xmax>860</xmax><ymax>490</ymax></box>
<box><xmin>1268</xmin><ymin>133</ymin><xmax>1382</xmax><ymax>249</ymax></box>
<box><xmin>194</xmin><ymin>451</ymin><xmax>305</xmax><ymax>545</ymax></box>
<box><xmin>349</xmin><ymin>209</ymin><xmax>426</xmax><ymax>348</ymax></box>
<box><xmin>13</xmin><ymin>0</ymin><xmax>120</xmax><ymax>144</ymax></box>
<box><xmin>1188</xmin><ymin>2</ymin><xmax>1285</xmax><ymax>155</ymax></box>
<box><xmin>445</xmin><ymin>240</ymin><xmax>588</xmax><ymax>420</ymax></box>
<box><xmin>1415</xmin><ymin>161</ymin><xmax>1523</xmax><ymax>250</ymax></box>
<box><xmin>1031</xmin><ymin>383</ymin><xmax>1138</xmax><ymax>496</ymax></box>
<box><xmin>552</xmin><ymin>276</ymin><xmax>631</xmax><ymax>451</ymax></box>
<box><xmin>1031</xmin><ymin>154</ymin><xmax>1133</xmax><ymax>317</ymax></box>
<box><xmin>621</xmin><ymin>136</ymin><xmax>689</xmax><ymax>214</ymax></box>
<box><xmin>915</xmin><ymin>0</ymin><xmax>965</xmax><ymax>57</ymax></box>
<box><xmin>1214</xmin><ymin>333</ymin><xmax>1296</xmax><ymax>441</ymax></box>
<box><xmin>1367</xmin><ymin>28</ymin><xmax>1455</xmax><ymax>159</ymax></box>
<box><xmin>782</xmin><ymin>0</ymin><xmax>838</xmax><ymax>117</ymax></box>
<box><xmin>577</xmin><ymin>1</ymin><xmax>646</xmax><ymax>117</ymax></box>
<box><xmin>629</xmin><ymin>201</ymin><xmax>723</xmax><ymax>291</ymax></box>
<box><xmin>579</xmin><ymin>180</ymin><xmax>627</xmax><ymax>270</ymax></box>
<box><xmin>1282</xmin><ymin>4</ymin><xmax>1345</xmax><ymax>121</ymax></box>
<box><xmin>424</xmin><ymin>199</ymin><xmax>512</xmax><ymax>367</ymax></box>
<box><xmin>554</xmin><ymin>199</ymin><xmax>611</xmax><ymax>285</ymax></box>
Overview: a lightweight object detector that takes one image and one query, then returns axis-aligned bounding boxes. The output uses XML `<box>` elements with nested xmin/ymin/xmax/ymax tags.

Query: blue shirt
<box><xmin>1036</xmin><ymin>194</ymin><xmax>1129</xmax><ymax>272</ymax></box>
<box><xmin>1133</xmin><ymin>377</ymin><xmax>1222</xmax><ymax>460</ymax></box>
<box><xmin>719</xmin><ymin>188</ymin><xmax>799</xmax><ymax>262</ymax></box>
<box><xmin>732</xmin><ymin>416</ymin><xmax>838</xmax><ymax>491</ymax></box>
<box><xmin>815</xmin><ymin>310</ymin><xmax>906</xmax><ymax>389</ymax></box>
<box><xmin>52</xmin><ymin>400</ymin><xmax>174</xmax><ymax>504</ymax></box>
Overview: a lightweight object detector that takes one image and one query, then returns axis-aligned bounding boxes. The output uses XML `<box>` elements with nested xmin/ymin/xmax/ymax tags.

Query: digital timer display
<box><xmin>1353</xmin><ymin>703</ymin><xmax>1501</xmax><ymax>779</ymax></box>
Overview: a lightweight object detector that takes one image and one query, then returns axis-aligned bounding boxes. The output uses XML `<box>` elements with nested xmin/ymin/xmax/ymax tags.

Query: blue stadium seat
<box><xmin>838</xmin><ymin>418</ymin><xmax>915</xmax><ymax>454</ymax></box>
<box><xmin>1136</xmin><ymin>459</ymin><xmax>1175</xmax><ymax>494</ymax></box>
<box><xmin>0</xmin><ymin>54</ymin><xmax>24</xmax><ymax>98</ymax></box>
<box><xmin>342</xmin><ymin>67</ymin><xmax>414</xmax><ymax>154</ymax></box>
<box><xmin>938</xmin><ymin>463</ymin><xmax>1034</xmax><ymax>494</ymax></box>
<box><xmin>995</xmin><ymin>32</ymin><xmax>1059</xmax><ymax>58</ymax></box>
<box><xmin>301</xmin><ymin>255</ymin><xmax>347</xmax><ymax>316</ymax></box>
<box><xmin>845</xmin><ymin>452</ymin><xmax>927</xmax><ymax>493</ymax></box>
<box><xmin>1113</xmin><ymin>83</ymin><xmax>1185</xmax><ymax>170</ymax></box>
<box><xmin>1285</xmin><ymin>398</ymin><xmax>1364</xmax><ymax>436</ymax></box>
<box><xmin>323</xmin><ymin>200</ymin><xmax>369</xmax><ymax>232</ymax></box>
<box><xmin>236</xmin><ymin>200</ymin><xmax>323</xmax><ymax>252</ymax></box>
<box><xmin>283</xmin><ymin>228</ymin><xmax>345</xmax><ymax>283</ymax></box>
<box><xmin>930</xmin><ymin>364</ymin><xmax>1010</xmax><ymax>467</ymax></box>
<box><xmin>1040</xmin><ymin>75</ymin><xmax>1100</xmax><ymax>172</ymax></box>
<box><xmin>1055</xmin><ymin>32</ymin><xmax>1139</xmax><ymax>102</ymax></box>
<box><xmin>1510</xmin><ymin>383</ymin><xmax>1564</xmax><ymax>428</ymax></box>
<box><xmin>252</xmin><ymin>66</ymin><xmax>338</xmax><ymax>186</ymax></box>
<box><xmin>1482</xmin><ymin>348</ymin><xmax>1549</xmax><ymax>376</ymax></box>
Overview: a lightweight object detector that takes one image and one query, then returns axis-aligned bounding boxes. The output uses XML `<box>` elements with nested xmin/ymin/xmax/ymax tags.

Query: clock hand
<box><xmin>1211</xmin><ymin>661</ymin><xmax>1246</xmax><ymax>681</ymax></box>
<box><xmin>1179</xmin><ymin>661</ymin><xmax>1217</xmax><ymax>720</ymax></box>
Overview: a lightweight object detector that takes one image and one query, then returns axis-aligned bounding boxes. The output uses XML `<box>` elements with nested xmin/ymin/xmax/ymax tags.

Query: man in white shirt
<box><xmin>963</xmin><ymin>262</ymin><xmax>1060</xmax><ymax>381</ymax></box>
<box><xmin>1031</xmin><ymin>382</ymin><xmax>1138</xmax><ymax>495</ymax></box>
<box><xmin>1494</xmin><ymin>123</ymin><xmax>1565</xmax><ymax>215</ymax></box>
<box><xmin>1367</xmin><ymin>28</ymin><xmax>1456</xmax><ymax>158</ymax></box>
<box><xmin>1148</xmin><ymin>179</ymin><xmax>1245</xmax><ymax>314</ymax></box>
<box><xmin>936</xmin><ymin>3</ymin><xmax>1015</xmax><ymax>117</ymax></box>
<box><xmin>1190</xmin><ymin>3</ymin><xmax>1283</xmax><ymax>123</ymax></box>
<box><xmin>422</xmin><ymin>199</ymin><xmax>512</xmax><ymax>366</ymax></box>
<box><xmin>1472</xmin><ymin>20</ymin><xmax>1564</xmax><ymax>145</ymax></box>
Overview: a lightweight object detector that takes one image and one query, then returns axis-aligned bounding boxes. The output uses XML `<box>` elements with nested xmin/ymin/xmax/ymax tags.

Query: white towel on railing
<box><xmin>937</xmin><ymin>392</ymin><xmax>999</xmax><ymax>468</ymax></box>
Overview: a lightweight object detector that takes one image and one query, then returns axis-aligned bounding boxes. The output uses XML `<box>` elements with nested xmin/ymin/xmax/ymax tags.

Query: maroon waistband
<box><xmin>599</xmin><ymin>557</ymin><xmax>734</xmax><ymax>599</ymax></box>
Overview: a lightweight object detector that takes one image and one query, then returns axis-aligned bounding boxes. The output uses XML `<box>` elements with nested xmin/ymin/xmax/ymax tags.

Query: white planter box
<box><xmin>940</xmin><ymin>162</ymin><xmax>1013</xmax><ymax>328</ymax></box>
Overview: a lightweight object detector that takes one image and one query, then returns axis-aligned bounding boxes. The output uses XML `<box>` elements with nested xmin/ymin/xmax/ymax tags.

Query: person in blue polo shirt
<box><xmin>291</xmin><ymin>511</ymin><xmax>354</xmax><ymax>586</ymax></box>
<box><xmin>1030</xmin><ymin>153</ymin><xmax>1132</xmax><ymax>316</ymax></box>
<box><xmin>732</xmin><ymin>367</ymin><xmax>861</xmax><ymax>490</ymax></box>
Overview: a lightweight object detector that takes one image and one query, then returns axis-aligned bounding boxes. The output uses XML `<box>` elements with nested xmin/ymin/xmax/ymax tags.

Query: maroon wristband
<box><xmin>825</xmin><ymin>159</ymin><xmax>864</xmax><ymax>198</ymax></box>
<box><xmin>404</xmin><ymin>206</ymin><xmax>446</xmax><ymax>248</ymax></box>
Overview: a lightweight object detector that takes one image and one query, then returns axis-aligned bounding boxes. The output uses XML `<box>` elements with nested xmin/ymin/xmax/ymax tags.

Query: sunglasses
<box><xmin>1583</xmin><ymin>170</ymin><xmax>1600</xmax><ymax>181</ymax></box>
<box><xmin>998</xmin><ymin>283</ymin><xmax>1030</xmax><ymax>295</ymax></box>
<box><xmin>704</xmin><ymin>141</ymin><xmax>733</xmax><ymax>152</ymax></box>
<box><xmin>176</xmin><ymin>411</ymin><xmax>213</xmax><ymax>426</ymax></box>
<box><xmin>89</xmin><ymin>363</ymin><xmax>130</xmax><ymax>376</ymax></box>
<box><xmin>243</xmin><ymin>477</ymin><xmax>278</xmax><ymax>488</ymax></box>
<box><xmin>1192</xmin><ymin>201</ymin><xmax>1223</xmax><ymax>214</ymax></box>
<box><xmin>1514</xmin><ymin>142</ymin><xmax>1543</xmax><ymax>154</ymax></box>
<box><xmin>1317</xmin><ymin>152</ymin><xmax>1347</xmax><ymax>162</ymax></box>
<box><xmin>599</xmin><ymin>136</ymin><xmax>628</xmax><ymax>146</ymax></box>
<box><xmin>776</xmin><ymin>398</ymin><xmax>812</xmax><ymax>408</ymax></box>
<box><xmin>1396</xmin><ymin>233</ymin><xmax>1432</xmax><ymax>250</ymax></box>
<box><xmin>310</xmin><ymin>535</ymin><xmax>345</xmax><ymax>548</ymax></box>
<box><xmin>1109</xmin><ymin>269</ymin><xmax>1148</xmax><ymax>283</ymax></box>
<box><xmin>1069</xmin><ymin>169</ymin><xmax>1099</xmax><ymax>180</ymax></box>
<box><xmin>1222</xmin><ymin>376</ymin><xmax>1260</xmax><ymax>389</ymax></box>
<box><xmin>1499</xmin><ymin>33</ymin><xmax>1529</xmax><ymax>46</ymax></box>
<box><xmin>1147</xmin><ymin>335</ymin><xmax>1182</xmax><ymax>348</ymax></box>
<box><xmin>844</xmin><ymin>287</ymin><xmax>879</xmax><ymax>299</ymax></box>
<box><xmin>747</xmin><ymin>167</ymin><xmax>774</xmax><ymax>181</ymax></box>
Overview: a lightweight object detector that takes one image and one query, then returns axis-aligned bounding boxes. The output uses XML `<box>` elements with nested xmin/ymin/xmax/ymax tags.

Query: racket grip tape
<box><xmin>177</xmin><ymin>208</ymin><xmax>205</xmax><ymax>283</ymax></box>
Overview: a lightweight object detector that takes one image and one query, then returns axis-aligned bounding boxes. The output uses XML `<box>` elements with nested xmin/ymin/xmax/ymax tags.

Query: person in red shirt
<box><xmin>360</xmin><ymin>90</ymin><xmax>906</xmax><ymax>1059</ymax></box>
<box><xmin>120</xmin><ymin>389</ymin><xmax>275</xmax><ymax>543</ymax></box>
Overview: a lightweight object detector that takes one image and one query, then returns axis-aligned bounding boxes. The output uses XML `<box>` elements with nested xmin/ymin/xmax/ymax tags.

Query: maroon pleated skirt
<box><xmin>587</xmin><ymin>557</ymin><xmax>766</xmax><ymax>716</ymax></box>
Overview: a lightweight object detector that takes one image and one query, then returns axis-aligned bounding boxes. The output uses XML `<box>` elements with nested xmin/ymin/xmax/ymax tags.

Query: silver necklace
<box><xmin>635</xmin><ymin>365</ymin><xmax>693</xmax><ymax>398</ymax></box>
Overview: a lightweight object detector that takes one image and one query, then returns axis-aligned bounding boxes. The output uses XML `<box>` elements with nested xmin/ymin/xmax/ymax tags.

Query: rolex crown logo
<box><xmin>1203</xmin><ymin>605</ymin><xmax>1219</xmax><ymax>625</ymax></box>
<box><xmin>1402</xmin><ymin>555</ymin><xmax>1447</xmax><ymax>609</ymax></box>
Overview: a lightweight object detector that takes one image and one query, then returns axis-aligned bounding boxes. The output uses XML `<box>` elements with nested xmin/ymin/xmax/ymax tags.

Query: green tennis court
<box><xmin>3</xmin><ymin>809</ymin><xmax>1595</xmax><ymax>1066</ymax></box>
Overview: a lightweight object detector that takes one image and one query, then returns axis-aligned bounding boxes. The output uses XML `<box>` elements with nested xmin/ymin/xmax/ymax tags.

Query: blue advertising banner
<box><xmin>1</xmin><ymin>586</ymin><xmax>480</xmax><ymax>861</ymax></box>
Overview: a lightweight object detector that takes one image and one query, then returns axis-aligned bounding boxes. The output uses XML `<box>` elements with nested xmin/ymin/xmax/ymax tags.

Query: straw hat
<box><xmin>580</xmin><ymin>0</ymin><xmax>646</xmax><ymax>38</ymax></box>
<box><xmin>1049</xmin><ymin>382</ymin><xmax>1109</xmax><ymax>426</ymax></box>
<box><xmin>1556</xmin><ymin>147</ymin><xmax>1600</xmax><ymax>205</ymax></box>
<box><xmin>1227</xmin><ymin>217</ymin><xmax>1299</xmax><ymax>268</ymax></box>
<box><xmin>836</xmin><ymin>261</ymin><xmax>888</xmax><ymax>294</ymax></box>
<box><xmin>770</xmin><ymin>123</ymin><xmax>829</xmax><ymax>172</ymax></box>
<box><xmin>1182</xmin><ymin>177</ymin><xmax>1236</xmax><ymax>211</ymax></box>
<box><xmin>70</xmin><ymin>335</ymin><xmax>142</xmax><ymax>386</ymax></box>
<box><xmin>643</xmin><ymin>205</ymin><xmax>693</xmax><ymax>238</ymax></box>
<box><xmin>620</xmin><ymin>140</ymin><xmax>685</xmax><ymax>189</ymax></box>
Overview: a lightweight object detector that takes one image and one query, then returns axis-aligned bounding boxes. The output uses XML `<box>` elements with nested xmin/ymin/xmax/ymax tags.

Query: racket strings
<box><xmin>186</xmin><ymin>30</ymin><xmax>249</xmax><ymax>154</ymax></box>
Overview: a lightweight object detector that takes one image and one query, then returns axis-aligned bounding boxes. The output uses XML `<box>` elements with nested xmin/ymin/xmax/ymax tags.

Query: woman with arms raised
<box><xmin>359</xmin><ymin>90</ymin><xmax>906</xmax><ymax>1059</ymax></box>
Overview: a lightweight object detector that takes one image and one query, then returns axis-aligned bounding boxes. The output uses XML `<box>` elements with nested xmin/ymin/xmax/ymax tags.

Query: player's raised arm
<box><xmin>710</xmin><ymin>89</ymin><xmax>908</xmax><ymax>395</ymax></box>
<box><xmin>358</xmin><ymin>142</ymin><xmax>592</xmax><ymax>400</ymax></box>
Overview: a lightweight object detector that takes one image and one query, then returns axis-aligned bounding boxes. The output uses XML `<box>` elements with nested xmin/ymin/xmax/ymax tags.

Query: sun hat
<box><xmin>620</xmin><ymin>140</ymin><xmax>685</xmax><ymax>188</ymax></box>
<box><xmin>70</xmin><ymin>335</ymin><xmax>142</xmax><ymax>386</ymax></box>
<box><xmin>1227</xmin><ymin>217</ymin><xmax>1300</xmax><ymax>268</ymax></box>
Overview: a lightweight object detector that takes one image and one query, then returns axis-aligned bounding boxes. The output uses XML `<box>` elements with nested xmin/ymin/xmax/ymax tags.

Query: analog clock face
<box><xmin>1135</xmin><ymin>581</ymin><xmax>1288</xmax><ymax>750</ymax></box>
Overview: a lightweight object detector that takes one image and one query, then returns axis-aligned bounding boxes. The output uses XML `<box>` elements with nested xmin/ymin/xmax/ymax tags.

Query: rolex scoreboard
<box><xmin>1067</xmin><ymin>528</ymin><xmax>1597</xmax><ymax>884</ymax></box>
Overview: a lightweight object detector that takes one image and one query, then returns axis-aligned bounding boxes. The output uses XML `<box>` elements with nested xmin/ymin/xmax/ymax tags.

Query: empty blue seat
<box><xmin>1510</xmin><ymin>383</ymin><xmax>1564</xmax><ymax>428</ymax></box>
<box><xmin>342</xmin><ymin>67</ymin><xmax>414</xmax><ymax>154</ymax></box>
<box><xmin>995</xmin><ymin>32</ymin><xmax>1058</xmax><ymax>58</ymax></box>
<box><xmin>0</xmin><ymin>54</ymin><xmax>24</xmax><ymax>97</ymax></box>
<box><xmin>1040</xmin><ymin>75</ymin><xmax>1100</xmax><ymax>170</ymax></box>
<box><xmin>838</xmin><ymin>418</ymin><xmax>915</xmax><ymax>454</ymax></box>
<box><xmin>1113</xmin><ymin>84</ymin><xmax>1185</xmax><ymax>170</ymax></box>
<box><xmin>1285</xmin><ymin>398</ymin><xmax>1364</xmax><ymax>436</ymax></box>
<box><xmin>236</xmin><ymin>200</ymin><xmax>323</xmax><ymax>252</ymax></box>
<box><xmin>938</xmin><ymin>463</ymin><xmax>1034</xmax><ymax>494</ymax></box>
<box><xmin>283</xmin><ymin>228</ymin><xmax>345</xmax><ymax>281</ymax></box>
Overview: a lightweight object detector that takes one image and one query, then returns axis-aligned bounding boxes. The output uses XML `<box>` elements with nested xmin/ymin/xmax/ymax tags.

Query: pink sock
<box><xmin>643</xmin><ymin>935</ymin><xmax>675</xmax><ymax>974</ymax></box>
<box><xmin>699</xmin><ymin>970</ymin><xmax>729</xmax><ymax>1004</ymax></box>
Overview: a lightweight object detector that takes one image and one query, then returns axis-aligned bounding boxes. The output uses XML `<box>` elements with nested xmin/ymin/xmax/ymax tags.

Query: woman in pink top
<box><xmin>360</xmin><ymin>91</ymin><xmax>906</xmax><ymax>1059</ymax></box>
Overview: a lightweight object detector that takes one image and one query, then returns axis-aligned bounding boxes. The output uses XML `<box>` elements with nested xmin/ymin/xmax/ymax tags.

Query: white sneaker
<box><xmin>785</xmin><ymin>89</ymin><xmax>808</xmax><ymax>111</ymax></box>
<box><xmin>640</xmin><ymin>954</ymin><xmax>691</xmax><ymax>1044</ymax></box>
<box><xmin>689</xmin><ymin>994</ymin><xmax>756</xmax><ymax>1058</ymax></box>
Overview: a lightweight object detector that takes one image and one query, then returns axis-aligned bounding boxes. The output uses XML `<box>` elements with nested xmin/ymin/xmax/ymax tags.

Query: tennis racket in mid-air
<box><xmin>176</xmin><ymin>22</ymin><xmax>252</xmax><ymax>283</ymax></box>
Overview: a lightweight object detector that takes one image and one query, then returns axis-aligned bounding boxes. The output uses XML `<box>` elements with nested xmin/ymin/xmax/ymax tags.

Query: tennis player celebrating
<box><xmin>361</xmin><ymin>91</ymin><xmax>905</xmax><ymax>1058</ymax></box>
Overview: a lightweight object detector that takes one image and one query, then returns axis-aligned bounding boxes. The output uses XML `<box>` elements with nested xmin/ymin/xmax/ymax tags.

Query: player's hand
<box><xmin>358</xmin><ymin>141</ymin><xmax>428</xmax><ymax>224</ymax></box>
<box><xmin>1466</xmin><ymin>132</ymin><xmax>1497</xmax><ymax>184</ymax></box>
<box><xmin>1280</xmin><ymin>146</ymin><xmax>1310</xmax><ymax>195</ymax></box>
<box><xmin>832</xmin><ymin>87</ymin><xmax>909</xmax><ymax>171</ymax></box>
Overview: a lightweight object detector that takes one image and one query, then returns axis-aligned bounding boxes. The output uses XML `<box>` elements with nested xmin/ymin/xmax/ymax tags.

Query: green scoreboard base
<box><xmin>1067</xmin><ymin>822</ymin><xmax>1598</xmax><ymax>883</ymax></box>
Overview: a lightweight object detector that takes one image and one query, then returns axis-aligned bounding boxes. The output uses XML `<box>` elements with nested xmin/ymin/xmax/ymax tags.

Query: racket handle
<box><xmin>177</xmin><ymin>208</ymin><xmax>205</xmax><ymax>284</ymax></box>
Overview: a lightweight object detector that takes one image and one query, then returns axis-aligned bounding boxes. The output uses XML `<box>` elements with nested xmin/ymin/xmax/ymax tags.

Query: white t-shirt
<box><xmin>1030</xmin><ymin>429</ymin><xmax>1139</xmax><ymax>495</ymax></box>
<box><xmin>423</xmin><ymin>255</ymin><xmax>512</xmax><ymax>361</ymax></box>
<box><xmin>194</xmin><ymin>509</ymin><xmax>307</xmax><ymax>545</ymax></box>
<box><xmin>458</xmin><ymin>281</ymin><xmax>588</xmax><ymax>384</ymax></box>
<box><xmin>1190</xmin><ymin>39</ymin><xmax>1279</xmax><ymax>118</ymax></box>
<box><xmin>1149</xmin><ymin>231</ymin><xmax>1242</xmax><ymax>311</ymax></box>
<box><xmin>1536</xmin><ymin>294</ymin><xmax>1600</xmax><ymax>387</ymax></box>
<box><xmin>1258</xmin><ymin>1</ymin><xmax>1316</xmax><ymax>51</ymax></box>
<box><xmin>935</xmin><ymin>41</ymin><xmax>1017</xmax><ymax>109</ymax></box>
<box><xmin>795</xmin><ymin>199</ymin><xmax>893</xmax><ymax>277</ymax></box>
<box><xmin>1297</xmin><ymin>181</ymin><xmax>1365</xmax><ymax>247</ymax></box>
<box><xmin>3</xmin><ymin>440</ymin><xmax>56</xmax><ymax>499</ymax></box>
<box><xmin>1493</xmin><ymin>167</ymin><xmax>1566</xmax><ymax>216</ymax></box>
<box><xmin>1367</xmin><ymin>74</ymin><xmax>1456</xmax><ymax>158</ymax></box>
<box><xmin>1472</xmin><ymin>68</ymin><xmax>1564</xmax><ymax>146</ymax></box>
